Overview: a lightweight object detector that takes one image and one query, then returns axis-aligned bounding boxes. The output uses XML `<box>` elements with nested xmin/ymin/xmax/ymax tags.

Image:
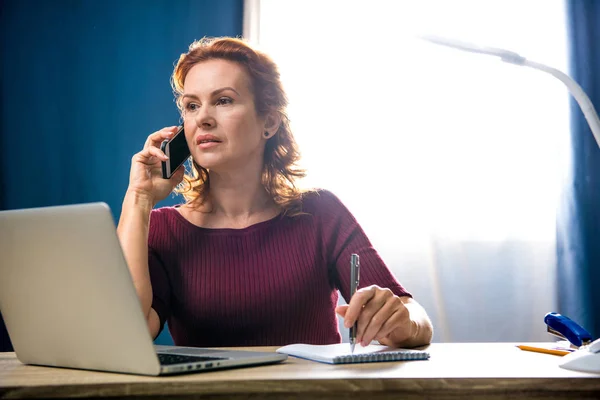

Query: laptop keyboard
<box><xmin>157</xmin><ymin>353</ymin><xmax>226</xmax><ymax>366</ymax></box>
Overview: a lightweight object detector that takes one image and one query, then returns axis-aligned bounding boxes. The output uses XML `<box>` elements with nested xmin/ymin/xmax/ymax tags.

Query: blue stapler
<box><xmin>544</xmin><ymin>312</ymin><xmax>600</xmax><ymax>373</ymax></box>
<box><xmin>544</xmin><ymin>312</ymin><xmax>593</xmax><ymax>347</ymax></box>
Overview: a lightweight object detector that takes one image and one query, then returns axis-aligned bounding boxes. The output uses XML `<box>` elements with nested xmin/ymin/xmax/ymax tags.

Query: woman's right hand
<box><xmin>126</xmin><ymin>126</ymin><xmax>186</xmax><ymax>206</ymax></box>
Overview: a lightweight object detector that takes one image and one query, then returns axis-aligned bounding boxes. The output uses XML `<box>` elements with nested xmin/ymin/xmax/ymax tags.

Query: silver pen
<box><xmin>349</xmin><ymin>253</ymin><xmax>360</xmax><ymax>354</ymax></box>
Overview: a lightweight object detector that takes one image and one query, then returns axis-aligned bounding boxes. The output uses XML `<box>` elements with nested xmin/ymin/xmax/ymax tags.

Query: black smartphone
<box><xmin>160</xmin><ymin>125</ymin><xmax>191</xmax><ymax>179</ymax></box>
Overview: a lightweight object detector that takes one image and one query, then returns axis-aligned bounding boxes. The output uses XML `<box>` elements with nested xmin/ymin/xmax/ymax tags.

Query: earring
<box><xmin>264</xmin><ymin>131</ymin><xmax>270</xmax><ymax>138</ymax></box>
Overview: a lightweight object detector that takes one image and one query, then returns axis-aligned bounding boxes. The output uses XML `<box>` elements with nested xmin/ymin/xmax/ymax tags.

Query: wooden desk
<box><xmin>1</xmin><ymin>343</ymin><xmax>599</xmax><ymax>399</ymax></box>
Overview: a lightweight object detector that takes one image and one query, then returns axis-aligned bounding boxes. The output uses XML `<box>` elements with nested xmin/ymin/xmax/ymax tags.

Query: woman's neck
<box><xmin>182</xmin><ymin>166</ymin><xmax>280</xmax><ymax>229</ymax></box>
<box><xmin>208</xmin><ymin>173</ymin><xmax>274</xmax><ymax>218</ymax></box>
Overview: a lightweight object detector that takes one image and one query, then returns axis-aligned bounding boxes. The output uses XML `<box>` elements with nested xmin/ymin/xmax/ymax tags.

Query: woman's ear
<box><xmin>263</xmin><ymin>111</ymin><xmax>281</xmax><ymax>138</ymax></box>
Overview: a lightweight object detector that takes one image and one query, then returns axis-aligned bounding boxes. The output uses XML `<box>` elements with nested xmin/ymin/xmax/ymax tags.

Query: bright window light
<box><xmin>252</xmin><ymin>0</ymin><xmax>568</xmax><ymax>244</ymax></box>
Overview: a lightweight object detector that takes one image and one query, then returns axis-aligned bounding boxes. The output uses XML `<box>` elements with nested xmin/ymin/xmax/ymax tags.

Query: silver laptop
<box><xmin>0</xmin><ymin>203</ymin><xmax>287</xmax><ymax>376</ymax></box>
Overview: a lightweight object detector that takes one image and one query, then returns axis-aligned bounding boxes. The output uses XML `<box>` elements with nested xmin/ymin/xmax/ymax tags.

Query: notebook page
<box><xmin>277</xmin><ymin>343</ymin><xmax>429</xmax><ymax>364</ymax></box>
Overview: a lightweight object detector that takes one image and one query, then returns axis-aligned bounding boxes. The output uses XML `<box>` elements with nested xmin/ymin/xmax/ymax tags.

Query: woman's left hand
<box><xmin>335</xmin><ymin>285</ymin><xmax>417</xmax><ymax>348</ymax></box>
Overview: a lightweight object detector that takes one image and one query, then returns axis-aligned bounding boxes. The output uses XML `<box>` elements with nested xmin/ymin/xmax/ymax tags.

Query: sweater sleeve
<box><xmin>148</xmin><ymin>209</ymin><xmax>172</xmax><ymax>335</ymax></box>
<box><xmin>305</xmin><ymin>190</ymin><xmax>411</xmax><ymax>302</ymax></box>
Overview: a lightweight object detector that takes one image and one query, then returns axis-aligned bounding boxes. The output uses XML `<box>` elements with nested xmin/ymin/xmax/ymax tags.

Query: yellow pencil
<box><xmin>516</xmin><ymin>345</ymin><xmax>571</xmax><ymax>356</ymax></box>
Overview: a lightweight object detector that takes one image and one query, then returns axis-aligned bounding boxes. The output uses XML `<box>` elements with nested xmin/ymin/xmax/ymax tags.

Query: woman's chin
<box><xmin>192</xmin><ymin>158</ymin><xmax>221</xmax><ymax>170</ymax></box>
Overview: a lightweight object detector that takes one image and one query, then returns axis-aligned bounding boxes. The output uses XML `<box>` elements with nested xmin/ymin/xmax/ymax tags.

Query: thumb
<box><xmin>171</xmin><ymin>167</ymin><xmax>186</xmax><ymax>185</ymax></box>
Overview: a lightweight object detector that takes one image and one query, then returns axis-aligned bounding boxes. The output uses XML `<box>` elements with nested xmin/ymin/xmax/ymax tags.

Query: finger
<box><xmin>355</xmin><ymin>291</ymin><xmax>391</xmax><ymax>344</ymax></box>
<box><xmin>335</xmin><ymin>304</ymin><xmax>349</xmax><ymax>318</ymax></box>
<box><xmin>343</xmin><ymin>286</ymin><xmax>377</xmax><ymax>328</ymax></box>
<box><xmin>143</xmin><ymin>126</ymin><xmax>179</xmax><ymax>149</ymax></box>
<box><xmin>375</xmin><ymin>308</ymin><xmax>413</xmax><ymax>346</ymax></box>
<box><xmin>360</xmin><ymin>296</ymin><xmax>401</xmax><ymax>346</ymax></box>
<box><xmin>134</xmin><ymin>146</ymin><xmax>168</xmax><ymax>165</ymax></box>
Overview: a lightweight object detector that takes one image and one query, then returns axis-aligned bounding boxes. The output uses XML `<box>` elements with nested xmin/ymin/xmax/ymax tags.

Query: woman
<box><xmin>118</xmin><ymin>37</ymin><xmax>433</xmax><ymax>348</ymax></box>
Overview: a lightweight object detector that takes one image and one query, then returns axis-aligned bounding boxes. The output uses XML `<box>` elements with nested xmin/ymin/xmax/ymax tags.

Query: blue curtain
<box><xmin>0</xmin><ymin>0</ymin><xmax>243</xmax><ymax>351</ymax></box>
<box><xmin>557</xmin><ymin>0</ymin><xmax>600</xmax><ymax>340</ymax></box>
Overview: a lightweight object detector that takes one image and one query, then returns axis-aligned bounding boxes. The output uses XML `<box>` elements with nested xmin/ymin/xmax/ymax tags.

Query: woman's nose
<box><xmin>194</xmin><ymin>106</ymin><xmax>215</xmax><ymax>129</ymax></box>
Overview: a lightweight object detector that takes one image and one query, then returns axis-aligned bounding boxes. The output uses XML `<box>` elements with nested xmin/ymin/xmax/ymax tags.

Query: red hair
<box><xmin>171</xmin><ymin>37</ymin><xmax>306</xmax><ymax>215</ymax></box>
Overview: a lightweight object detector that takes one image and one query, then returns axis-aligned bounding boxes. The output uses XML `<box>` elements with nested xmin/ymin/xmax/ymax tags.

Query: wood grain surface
<box><xmin>1</xmin><ymin>343</ymin><xmax>599</xmax><ymax>399</ymax></box>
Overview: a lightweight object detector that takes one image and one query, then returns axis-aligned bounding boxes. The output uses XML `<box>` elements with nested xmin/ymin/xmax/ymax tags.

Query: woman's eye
<box><xmin>216</xmin><ymin>97</ymin><xmax>233</xmax><ymax>106</ymax></box>
<box><xmin>185</xmin><ymin>103</ymin><xmax>199</xmax><ymax>111</ymax></box>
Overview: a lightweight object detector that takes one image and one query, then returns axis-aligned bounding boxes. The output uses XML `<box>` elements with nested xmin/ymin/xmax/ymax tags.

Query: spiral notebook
<box><xmin>276</xmin><ymin>343</ymin><xmax>430</xmax><ymax>364</ymax></box>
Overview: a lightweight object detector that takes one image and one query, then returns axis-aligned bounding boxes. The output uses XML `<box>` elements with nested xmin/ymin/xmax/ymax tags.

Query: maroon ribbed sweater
<box><xmin>148</xmin><ymin>190</ymin><xmax>410</xmax><ymax>347</ymax></box>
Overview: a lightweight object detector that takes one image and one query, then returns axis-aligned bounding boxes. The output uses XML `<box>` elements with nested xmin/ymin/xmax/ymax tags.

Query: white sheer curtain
<box><xmin>246</xmin><ymin>0</ymin><xmax>568</xmax><ymax>342</ymax></box>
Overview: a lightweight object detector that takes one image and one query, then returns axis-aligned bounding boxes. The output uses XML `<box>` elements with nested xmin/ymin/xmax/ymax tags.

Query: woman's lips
<box><xmin>197</xmin><ymin>141</ymin><xmax>221</xmax><ymax>149</ymax></box>
<box><xmin>196</xmin><ymin>134</ymin><xmax>222</xmax><ymax>149</ymax></box>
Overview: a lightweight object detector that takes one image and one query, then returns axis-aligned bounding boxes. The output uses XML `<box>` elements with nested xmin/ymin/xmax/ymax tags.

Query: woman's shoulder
<box><xmin>299</xmin><ymin>188</ymin><xmax>347</xmax><ymax>214</ymax></box>
<box><xmin>149</xmin><ymin>206</ymin><xmax>184</xmax><ymax>230</ymax></box>
<box><xmin>150</xmin><ymin>205</ymin><xmax>180</xmax><ymax>219</ymax></box>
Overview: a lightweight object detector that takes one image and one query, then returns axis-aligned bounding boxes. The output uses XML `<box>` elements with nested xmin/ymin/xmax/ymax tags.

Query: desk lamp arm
<box><xmin>420</xmin><ymin>35</ymin><xmax>600</xmax><ymax>150</ymax></box>
<box><xmin>521</xmin><ymin>59</ymin><xmax>600</xmax><ymax>149</ymax></box>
